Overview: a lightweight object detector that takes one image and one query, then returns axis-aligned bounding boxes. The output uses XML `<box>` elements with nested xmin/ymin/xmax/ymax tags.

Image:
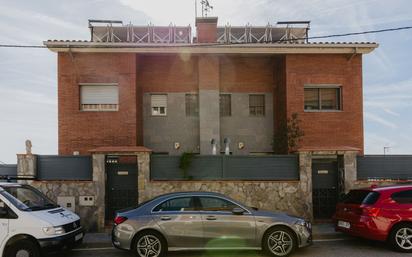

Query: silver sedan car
<box><xmin>112</xmin><ymin>192</ymin><xmax>312</xmax><ymax>257</ymax></box>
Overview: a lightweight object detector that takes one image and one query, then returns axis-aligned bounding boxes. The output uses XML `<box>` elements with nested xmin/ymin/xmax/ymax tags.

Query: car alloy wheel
<box><xmin>136</xmin><ymin>234</ymin><xmax>162</xmax><ymax>257</ymax></box>
<box><xmin>265</xmin><ymin>228</ymin><xmax>295</xmax><ymax>257</ymax></box>
<box><xmin>395</xmin><ymin>227</ymin><xmax>412</xmax><ymax>251</ymax></box>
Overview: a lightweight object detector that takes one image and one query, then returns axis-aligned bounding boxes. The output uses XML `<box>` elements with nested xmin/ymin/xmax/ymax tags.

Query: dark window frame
<box><xmin>304</xmin><ymin>85</ymin><xmax>342</xmax><ymax>112</ymax></box>
<box><xmin>185</xmin><ymin>94</ymin><xmax>199</xmax><ymax>117</ymax></box>
<box><xmin>219</xmin><ymin>94</ymin><xmax>232</xmax><ymax>117</ymax></box>
<box><xmin>249</xmin><ymin>94</ymin><xmax>265</xmax><ymax>117</ymax></box>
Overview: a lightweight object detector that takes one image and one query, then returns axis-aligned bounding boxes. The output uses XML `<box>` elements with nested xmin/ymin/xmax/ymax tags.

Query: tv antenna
<box><xmin>200</xmin><ymin>0</ymin><xmax>213</xmax><ymax>17</ymax></box>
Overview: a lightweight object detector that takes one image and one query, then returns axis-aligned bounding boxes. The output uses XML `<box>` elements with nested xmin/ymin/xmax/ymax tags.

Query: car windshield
<box><xmin>0</xmin><ymin>185</ymin><xmax>59</xmax><ymax>211</ymax></box>
<box><xmin>341</xmin><ymin>190</ymin><xmax>380</xmax><ymax>205</ymax></box>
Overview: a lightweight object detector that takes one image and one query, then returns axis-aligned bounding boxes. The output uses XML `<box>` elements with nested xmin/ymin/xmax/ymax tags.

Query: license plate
<box><xmin>338</xmin><ymin>220</ymin><xmax>350</xmax><ymax>229</ymax></box>
<box><xmin>75</xmin><ymin>233</ymin><xmax>83</xmax><ymax>241</ymax></box>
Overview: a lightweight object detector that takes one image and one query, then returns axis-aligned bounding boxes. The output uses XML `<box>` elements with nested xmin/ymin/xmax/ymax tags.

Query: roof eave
<box><xmin>43</xmin><ymin>41</ymin><xmax>378</xmax><ymax>54</ymax></box>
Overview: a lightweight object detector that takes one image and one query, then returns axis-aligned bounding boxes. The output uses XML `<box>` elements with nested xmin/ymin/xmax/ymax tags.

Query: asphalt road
<box><xmin>50</xmin><ymin>238</ymin><xmax>407</xmax><ymax>257</ymax></box>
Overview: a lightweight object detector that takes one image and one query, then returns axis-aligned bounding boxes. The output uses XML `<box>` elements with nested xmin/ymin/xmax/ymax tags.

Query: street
<box><xmin>50</xmin><ymin>238</ymin><xmax>407</xmax><ymax>257</ymax></box>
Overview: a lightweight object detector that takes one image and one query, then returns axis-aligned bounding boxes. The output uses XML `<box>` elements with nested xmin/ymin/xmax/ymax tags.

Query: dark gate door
<box><xmin>106</xmin><ymin>162</ymin><xmax>138</xmax><ymax>221</ymax></box>
<box><xmin>312</xmin><ymin>159</ymin><xmax>338</xmax><ymax>220</ymax></box>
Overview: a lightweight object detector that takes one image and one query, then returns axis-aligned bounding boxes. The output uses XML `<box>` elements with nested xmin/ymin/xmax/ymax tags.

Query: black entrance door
<box><xmin>312</xmin><ymin>159</ymin><xmax>338</xmax><ymax>220</ymax></box>
<box><xmin>106</xmin><ymin>162</ymin><xmax>138</xmax><ymax>221</ymax></box>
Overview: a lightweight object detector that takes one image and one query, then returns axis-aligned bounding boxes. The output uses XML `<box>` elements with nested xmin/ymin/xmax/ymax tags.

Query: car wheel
<box><xmin>263</xmin><ymin>227</ymin><xmax>296</xmax><ymax>257</ymax></box>
<box><xmin>133</xmin><ymin>231</ymin><xmax>166</xmax><ymax>257</ymax></box>
<box><xmin>4</xmin><ymin>239</ymin><xmax>40</xmax><ymax>257</ymax></box>
<box><xmin>389</xmin><ymin>224</ymin><xmax>412</xmax><ymax>252</ymax></box>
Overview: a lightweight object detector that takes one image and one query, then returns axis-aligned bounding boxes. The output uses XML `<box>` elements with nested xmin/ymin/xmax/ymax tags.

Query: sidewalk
<box><xmin>79</xmin><ymin>223</ymin><xmax>348</xmax><ymax>249</ymax></box>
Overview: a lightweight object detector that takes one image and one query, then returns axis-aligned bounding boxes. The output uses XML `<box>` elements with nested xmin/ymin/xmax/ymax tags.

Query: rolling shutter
<box><xmin>81</xmin><ymin>85</ymin><xmax>118</xmax><ymax>104</ymax></box>
<box><xmin>151</xmin><ymin>94</ymin><xmax>167</xmax><ymax>108</ymax></box>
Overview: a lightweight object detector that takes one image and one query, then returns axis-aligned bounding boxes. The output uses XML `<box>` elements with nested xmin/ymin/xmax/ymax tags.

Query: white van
<box><xmin>0</xmin><ymin>182</ymin><xmax>83</xmax><ymax>257</ymax></box>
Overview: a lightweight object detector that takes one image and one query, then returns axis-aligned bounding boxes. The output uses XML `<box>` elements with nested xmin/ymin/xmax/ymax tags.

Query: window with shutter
<box><xmin>185</xmin><ymin>94</ymin><xmax>199</xmax><ymax>117</ymax></box>
<box><xmin>304</xmin><ymin>85</ymin><xmax>342</xmax><ymax>111</ymax></box>
<box><xmin>151</xmin><ymin>94</ymin><xmax>167</xmax><ymax>116</ymax></box>
<box><xmin>220</xmin><ymin>94</ymin><xmax>231</xmax><ymax>116</ymax></box>
<box><xmin>80</xmin><ymin>84</ymin><xmax>119</xmax><ymax>111</ymax></box>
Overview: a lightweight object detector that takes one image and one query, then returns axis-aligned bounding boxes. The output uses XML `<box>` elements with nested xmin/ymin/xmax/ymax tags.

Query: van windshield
<box><xmin>0</xmin><ymin>185</ymin><xmax>59</xmax><ymax>211</ymax></box>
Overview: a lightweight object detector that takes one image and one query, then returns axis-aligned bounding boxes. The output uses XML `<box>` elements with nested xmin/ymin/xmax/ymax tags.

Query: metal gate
<box><xmin>312</xmin><ymin>159</ymin><xmax>338</xmax><ymax>220</ymax></box>
<box><xmin>105</xmin><ymin>156</ymin><xmax>138</xmax><ymax>221</ymax></box>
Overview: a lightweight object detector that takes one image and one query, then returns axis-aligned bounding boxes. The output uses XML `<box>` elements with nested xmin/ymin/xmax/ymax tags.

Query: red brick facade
<box><xmin>58</xmin><ymin>52</ymin><xmax>138</xmax><ymax>155</ymax></box>
<box><xmin>58</xmin><ymin>52</ymin><xmax>364</xmax><ymax>155</ymax></box>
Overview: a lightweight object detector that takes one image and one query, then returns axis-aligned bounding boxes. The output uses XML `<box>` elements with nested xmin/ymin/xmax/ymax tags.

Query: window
<box><xmin>249</xmin><ymin>94</ymin><xmax>265</xmax><ymax>116</ymax></box>
<box><xmin>341</xmin><ymin>190</ymin><xmax>380</xmax><ymax>205</ymax></box>
<box><xmin>185</xmin><ymin>94</ymin><xmax>199</xmax><ymax>116</ymax></box>
<box><xmin>198</xmin><ymin>197</ymin><xmax>239</xmax><ymax>212</ymax></box>
<box><xmin>151</xmin><ymin>94</ymin><xmax>167</xmax><ymax>116</ymax></box>
<box><xmin>220</xmin><ymin>94</ymin><xmax>231</xmax><ymax>116</ymax></box>
<box><xmin>304</xmin><ymin>86</ymin><xmax>341</xmax><ymax>111</ymax></box>
<box><xmin>80</xmin><ymin>84</ymin><xmax>119</xmax><ymax>111</ymax></box>
<box><xmin>392</xmin><ymin>190</ymin><xmax>412</xmax><ymax>204</ymax></box>
<box><xmin>153</xmin><ymin>197</ymin><xmax>195</xmax><ymax>212</ymax></box>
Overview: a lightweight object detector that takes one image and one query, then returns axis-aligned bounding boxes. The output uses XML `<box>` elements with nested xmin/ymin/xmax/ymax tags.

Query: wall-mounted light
<box><xmin>174</xmin><ymin>142</ymin><xmax>181</xmax><ymax>150</ymax></box>
<box><xmin>73</xmin><ymin>151</ymin><xmax>80</xmax><ymax>156</ymax></box>
<box><xmin>238</xmin><ymin>142</ymin><xmax>245</xmax><ymax>150</ymax></box>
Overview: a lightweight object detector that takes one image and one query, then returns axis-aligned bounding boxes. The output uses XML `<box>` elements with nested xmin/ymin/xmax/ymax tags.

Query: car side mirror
<box><xmin>0</xmin><ymin>203</ymin><xmax>8</xmax><ymax>217</ymax></box>
<box><xmin>232</xmin><ymin>207</ymin><xmax>245</xmax><ymax>215</ymax></box>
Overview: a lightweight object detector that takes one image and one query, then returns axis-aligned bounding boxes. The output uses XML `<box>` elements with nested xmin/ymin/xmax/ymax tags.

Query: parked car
<box><xmin>0</xmin><ymin>182</ymin><xmax>83</xmax><ymax>257</ymax></box>
<box><xmin>334</xmin><ymin>184</ymin><xmax>412</xmax><ymax>252</ymax></box>
<box><xmin>112</xmin><ymin>191</ymin><xmax>312</xmax><ymax>257</ymax></box>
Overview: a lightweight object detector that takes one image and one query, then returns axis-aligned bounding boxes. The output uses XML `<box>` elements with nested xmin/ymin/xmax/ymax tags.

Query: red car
<box><xmin>334</xmin><ymin>184</ymin><xmax>412</xmax><ymax>252</ymax></box>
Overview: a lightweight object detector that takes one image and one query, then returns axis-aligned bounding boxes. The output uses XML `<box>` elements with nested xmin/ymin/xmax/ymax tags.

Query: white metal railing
<box><xmin>90</xmin><ymin>22</ymin><xmax>191</xmax><ymax>44</ymax></box>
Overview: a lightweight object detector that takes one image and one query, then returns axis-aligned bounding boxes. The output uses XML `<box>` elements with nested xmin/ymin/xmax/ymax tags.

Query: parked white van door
<box><xmin>0</xmin><ymin>200</ymin><xmax>9</xmax><ymax>247</ymax></box>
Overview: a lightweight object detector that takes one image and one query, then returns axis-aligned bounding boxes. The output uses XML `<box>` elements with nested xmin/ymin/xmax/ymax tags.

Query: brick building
<box><xmin>45</xmin><ymin>17</ymin><xmax>377</xmax><ymax>156</ymax></box>
<box><xmin>41</xmin><ymin>17</ymin><xmax>379</xmax><ymax>227</ymax></box>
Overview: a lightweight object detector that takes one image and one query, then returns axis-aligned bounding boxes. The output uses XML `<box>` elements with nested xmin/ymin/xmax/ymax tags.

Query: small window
<box><xmin>249</xmin><ymin>95</ymin><xmax>265</xmax><ymax>116</ymax></box>
<box><xmin>220</xmin><ymin>94</ymin><xmax>231</xmax><ymax>116</ymax></box>
<box><xmin>198</xmin><ymin>197</ymin><xmax>239</xmax><ymax>212</ymax></box>
<box><xmin>153</xmin><ymin>197</ymin><xmax>195</xmax><ymax>212</ymax></box>
<box><xmin>304</xmin><ymin>86</ymin><xmax>341</xmax><ymax>111</ymax></box>
<box><xmin>151</xmin><ymin>94</ymin><xmax>167</xmax><ymax>116</ymax></box>
<box><xmin>392</xmin><ymin>190</ymin><xmax>412</xmax><ymax>204</ymax></box>
<box><xmin>80</xmin><ymin>84</ymin><xmax>119</xmax><ymax>111</ymax></box>
<box><xmin>185</xmin><ymin>94</ymin><xmax>199</xmax><ymax>117</ymax></box>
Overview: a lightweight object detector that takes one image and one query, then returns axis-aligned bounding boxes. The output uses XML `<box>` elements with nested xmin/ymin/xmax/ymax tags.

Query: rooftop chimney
<box><xmin>195</xmin><ymin>17</ymin><xmax>218</xmax><ymax>43</ymax></box>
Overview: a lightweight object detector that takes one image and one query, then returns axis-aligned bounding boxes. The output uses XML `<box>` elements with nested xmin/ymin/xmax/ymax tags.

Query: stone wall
<box><xmin>28</xmin><ymin>181</ymin><xmax>99</xmax><ymax>232</ymax></box>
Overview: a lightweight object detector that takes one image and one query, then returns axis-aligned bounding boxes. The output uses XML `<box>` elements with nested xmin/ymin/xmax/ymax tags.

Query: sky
<box><xmin>0</xmin><ymin>0</ymin><xmax>412</xmax><ymax>163</ymax></box>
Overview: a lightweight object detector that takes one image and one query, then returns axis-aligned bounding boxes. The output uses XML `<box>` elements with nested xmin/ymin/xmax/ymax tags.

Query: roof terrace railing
<box><xmin>88</xmin><ymin>20</ymin><xmax>192</xmax><ymax>44</ymax></box>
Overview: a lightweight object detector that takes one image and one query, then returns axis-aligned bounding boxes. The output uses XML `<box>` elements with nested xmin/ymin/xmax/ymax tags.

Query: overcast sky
<box><xmin>0</xmin><ymin>0</ymin><xmax>411</xmax><ymax>163</ymax></box>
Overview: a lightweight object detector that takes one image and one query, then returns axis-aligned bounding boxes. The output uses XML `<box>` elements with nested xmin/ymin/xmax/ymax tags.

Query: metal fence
<box><xmin>151</xmin><ymin>155</ymin><xmax>299</xmax><ymax>181</ymax></box>
<box><xmin>0</xmin><ymin>164</ymin><xmax>17</xmax><ymax>177</ymax></box>
<box><xmin>37</xmin><ymin>155</ymin><xmax>92</xmax><ymax>180</ymax></box>
<box><xmin>357</xmin><ymin>155</ymin><xmax>412</xmax><ymax>180</ymax></box>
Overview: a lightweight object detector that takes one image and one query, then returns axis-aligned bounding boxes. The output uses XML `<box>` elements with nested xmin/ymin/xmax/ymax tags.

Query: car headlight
<box><xmin>42</xmin><ymin>226</ymin><xmax>65</xmax><ymax>235</ymax></box>
<box><xmin>295</xmin><ymin>219</ymin><xmax>311</xmax><ymax>229</ymax></box>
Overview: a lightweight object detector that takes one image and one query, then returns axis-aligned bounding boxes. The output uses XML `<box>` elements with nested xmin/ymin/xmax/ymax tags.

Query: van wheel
<box><xmin>5</xmin><ymin>239</ymin><xmax>40</xmax><ymax>257</ymax></box>
<box><xmin>263</xmin><ymin>227</ymin><xmax>296</xmax><ymax>257</ymax></box>
<box><xmin>389</xmin><ymin>224</ymin><xmax>412</xmax><ymax>252</ymax></box>
<box><xmin>133</xmin><ymin>231</ymin><xmax>166</xmax><ymax>257</ymax></box>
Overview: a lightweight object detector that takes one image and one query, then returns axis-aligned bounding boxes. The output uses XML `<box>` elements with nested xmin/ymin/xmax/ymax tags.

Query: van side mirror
<box><xmin>232</xmin><ymin>207</ymin><xmax>245</xmax><ymax>215</ymax></box>
<box><xmin>0</xmin><ymin>202</ymin><xmax>8</xmax><ymax>218</ymax></box>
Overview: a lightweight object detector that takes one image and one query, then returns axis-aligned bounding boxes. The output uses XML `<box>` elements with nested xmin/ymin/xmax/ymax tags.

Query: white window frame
<box><xmin>80</xmin><ymin>83</ymin><xmax>119</xmax><ymax>112</ymax></box>
<box><xmin>151</xmin><ymin>94</ymin><xmax>167</xmax><ymax>116</ymax></box>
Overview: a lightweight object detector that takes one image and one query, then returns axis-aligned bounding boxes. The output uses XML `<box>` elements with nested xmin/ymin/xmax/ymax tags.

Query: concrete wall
<box><xmin>143</xmin><ymin>93</ymin><xmax>200</xmax><ymax>154</ymax></box>
<box><xmin>220</xmin><ymin>93</ymin><xmax>274</xmax><ymax>154</ymax></box>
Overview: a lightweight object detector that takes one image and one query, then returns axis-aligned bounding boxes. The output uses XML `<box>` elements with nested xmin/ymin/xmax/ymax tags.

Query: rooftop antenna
<box><xmin>200</xmin><ymin>0</ymin><xmax>213</xmax><ymax>17</ymax></box>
